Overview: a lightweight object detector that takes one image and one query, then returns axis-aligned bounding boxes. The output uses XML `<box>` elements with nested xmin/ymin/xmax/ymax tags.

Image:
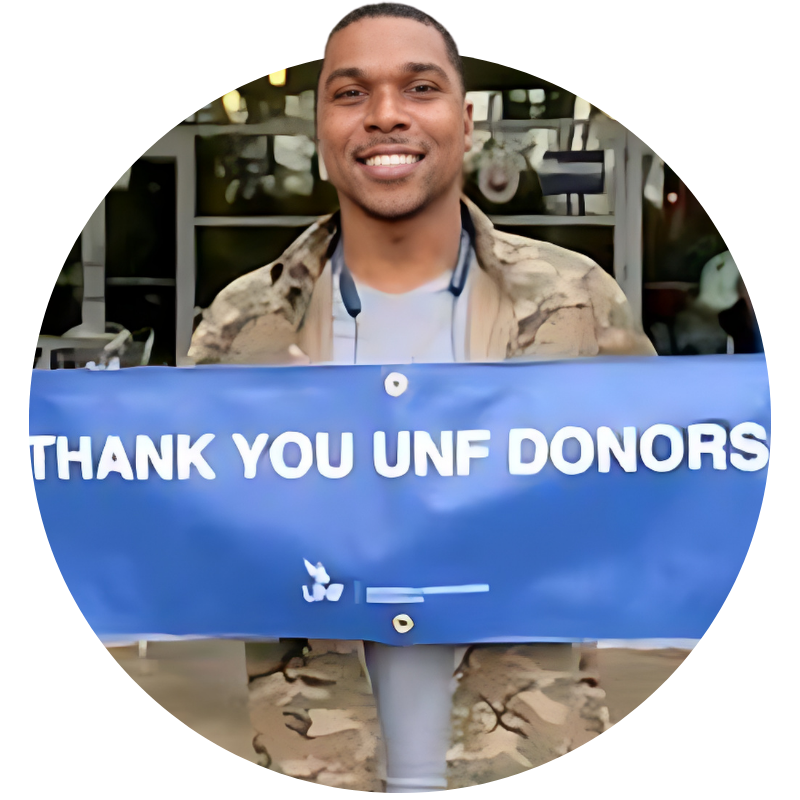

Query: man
<box><xmin>190</xmin><ymin>3</ymin><xmax>655</xmax><ymax>791</ymax></box>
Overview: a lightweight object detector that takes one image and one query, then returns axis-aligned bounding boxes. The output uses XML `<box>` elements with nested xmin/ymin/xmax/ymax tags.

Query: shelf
<box><xmin>187</xmin><ymin>119</ymin><xmax>316</xmax><ymax>138</ymax></box>
<box><xmin>194</xmin><ymin>214</ymin><xmax>614</xmax><ymax>228</ymax></box>
<box><xmin>106</xmin><ymin>277</ymin><xmax>176</xmax><ymax>287</ymax></box>
<box><xmin>38</xmin><ymin>334</ymin><xmax>116</xmax><ymax>346</ymax></box>
<box><xmin>489</xmin><ymin>215</ymin><xmax>615</xmax><ymax>226</ymax></box>
<box><xmin>473</xmin><ymin>118</ymin><xmax>569</xmax><ymax>131</ymax></box>
<box><xmin>182</xmin><ymin>118</ymin><xmax>572</xmax><ymax>138</ymax></box>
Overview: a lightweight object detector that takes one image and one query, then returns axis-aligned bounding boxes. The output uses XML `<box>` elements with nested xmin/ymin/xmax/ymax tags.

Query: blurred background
<box><xmin>35</xmin><ymin>57</ymin><xmax>762</xmax><ymax>370</ymax></box>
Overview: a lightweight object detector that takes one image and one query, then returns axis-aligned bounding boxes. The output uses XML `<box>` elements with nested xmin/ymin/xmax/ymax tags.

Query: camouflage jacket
<box><xmin>188</xmin><ymin>197</ymin><xmax>655</xmax><ymax>364</ymax></box>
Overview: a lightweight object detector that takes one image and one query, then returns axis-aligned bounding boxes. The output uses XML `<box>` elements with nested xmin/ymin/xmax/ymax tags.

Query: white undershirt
<box><xmin>330</xmin><ymin>249</ymin><xmax>475</xmax><ymax>366</ymax></box>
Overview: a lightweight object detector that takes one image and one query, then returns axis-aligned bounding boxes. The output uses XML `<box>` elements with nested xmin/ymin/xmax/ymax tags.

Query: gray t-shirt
<box><xmin>330</xmin><ymin>231</ymin><xmax>475</xmax><ymax>366</ymax></box>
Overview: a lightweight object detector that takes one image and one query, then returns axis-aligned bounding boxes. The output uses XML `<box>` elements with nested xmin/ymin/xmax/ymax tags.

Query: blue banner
<box><xmin>29</xmin><ymin>355</ymin><xmax>769</xmax><ymax>644</ymax></box>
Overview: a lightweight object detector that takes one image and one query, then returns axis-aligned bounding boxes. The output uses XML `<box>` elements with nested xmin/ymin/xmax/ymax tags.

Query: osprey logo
<box><xmin>302</xmin><ymin>559</ymin><xmax>344</xmax><ymax>603</ymax></box>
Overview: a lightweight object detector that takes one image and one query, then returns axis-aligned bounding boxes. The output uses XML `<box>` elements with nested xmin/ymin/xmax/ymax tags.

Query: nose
<box><xmin>363</xmin><ymin>87</ymin><xmax>411</xmax><ymax>133</ymax></box>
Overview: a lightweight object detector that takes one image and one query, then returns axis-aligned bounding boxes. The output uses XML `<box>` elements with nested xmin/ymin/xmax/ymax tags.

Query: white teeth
<box><xmin>364</xmin><ymin>154</ymin><xmax>421</xmax><ymax>166</ymax></box>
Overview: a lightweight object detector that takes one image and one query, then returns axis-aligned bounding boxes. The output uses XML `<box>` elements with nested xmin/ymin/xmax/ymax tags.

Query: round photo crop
<box><xmin>30</xmin><ymin>5</ymin><xmax>769</xmax><ymax>793</ymax></box>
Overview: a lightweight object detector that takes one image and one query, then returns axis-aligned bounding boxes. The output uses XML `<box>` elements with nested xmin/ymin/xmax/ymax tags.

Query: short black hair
<box><xmin>324</xmin><ymin>3</ymin><xmax>465</xmax><ymax>94</ymax></box>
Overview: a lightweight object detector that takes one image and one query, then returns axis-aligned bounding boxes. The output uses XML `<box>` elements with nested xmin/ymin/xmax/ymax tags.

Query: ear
<box><xmin>317</xmin><ymin>150</ymin><xmax>329</xmax><ymax>182</ymax></box>
<box><xmin>463</xmin><ymin>96</ymin><xmax>474</xmax><ymax>153</ymax></box>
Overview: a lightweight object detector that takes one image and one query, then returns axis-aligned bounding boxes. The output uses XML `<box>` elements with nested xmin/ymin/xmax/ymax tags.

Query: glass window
<box><xmin>195</xmin><ymin>226</ymin><xmax>309</xmax><ymax>310</ymax></box>
<box><xmin>642</xmin><ymin>162</ymin><xmax>760</xmax><ymax>355</ymax></box>
<box><xmin>196</xmin><ymin>134</ymin><xmax>337</xmax><ymax>217</ymax></box>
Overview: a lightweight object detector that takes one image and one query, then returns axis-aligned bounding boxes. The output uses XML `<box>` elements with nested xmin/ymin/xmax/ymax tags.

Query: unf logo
<box><xmin>302</xmin><ymin>559</ymin><xmax>344</xmax><ymax>603</ymax></box>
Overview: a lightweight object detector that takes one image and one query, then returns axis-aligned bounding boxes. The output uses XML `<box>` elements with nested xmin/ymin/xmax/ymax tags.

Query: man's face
<box><xmin>316</xmin><ymin>17</ymin><xmax>473</xmax><ymax>220</ymax></box>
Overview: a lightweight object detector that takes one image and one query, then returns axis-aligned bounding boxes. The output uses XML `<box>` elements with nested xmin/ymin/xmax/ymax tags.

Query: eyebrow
<box><xmin>324</xmin><ymin>66</ymin><xmax>367</xmax><ymax>90</ymax></box>
<box><xmin>401</xmin><ymin>62</ymin><xmax>451</xmax><ymax>84</ymax></box>
<box><xmin>323</xmin><ymin>61</ymin><xmax>452</xmax><ymax>91</ymax></box>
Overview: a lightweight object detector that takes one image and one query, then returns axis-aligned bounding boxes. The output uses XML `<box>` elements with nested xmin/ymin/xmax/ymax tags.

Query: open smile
<box><xmin>362</xmin><ymin>153</ymin><xmax>422</xmax><ymax>166</ymax></box>
<box><xmin>355</xmin><ymin>151</ymin><xmax>425</xmax><ymax>179</ymax></box>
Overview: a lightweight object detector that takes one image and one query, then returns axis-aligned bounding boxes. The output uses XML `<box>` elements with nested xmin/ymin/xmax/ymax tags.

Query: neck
<box><xmin>337</xmin><ymin>187</ymin><xmax>463</xmax><ymax>294</ymax></box>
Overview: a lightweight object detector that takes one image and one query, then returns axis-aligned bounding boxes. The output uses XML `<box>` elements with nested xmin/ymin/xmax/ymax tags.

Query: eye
<box><xmin>410</xmin><ymin>84</ymin><xmax>436</xmax><ymax>94</ymax></box>
<box><xmin>335</xmin><ymin>89</ymin><xmax>365</xmax><ymax>99</ymax></box>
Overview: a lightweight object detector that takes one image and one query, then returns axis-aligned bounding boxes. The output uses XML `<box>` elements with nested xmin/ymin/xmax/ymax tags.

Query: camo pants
<box><xmin>244</xmin><ymin>638</ymin><xmax>608</xmax><ymax>790</ymax></box>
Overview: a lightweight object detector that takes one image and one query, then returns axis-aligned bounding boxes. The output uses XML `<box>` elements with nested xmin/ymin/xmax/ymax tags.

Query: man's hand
<box><xmin>287</xmin><ymin>344</ymin><xmax>311</xmax><ymax>366</ymax></box>
<box><xmin>596</xmin><ymin>326</ymin><xmax>657</xmax><ymax>356</ymax></box>
<box><xmin>85</xmin><ymin>357</ymin><xmax>121</xmax><ymax>371</ymax></box>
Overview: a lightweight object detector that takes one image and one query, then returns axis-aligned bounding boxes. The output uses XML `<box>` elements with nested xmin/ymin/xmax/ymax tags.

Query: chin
<box><xmin>355</xmin><ymin>190</ymin><xmax>436</xmax><ymax>221</ymax></box>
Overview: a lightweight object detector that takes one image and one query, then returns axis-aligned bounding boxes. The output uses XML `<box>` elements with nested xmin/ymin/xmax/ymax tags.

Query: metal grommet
<box><xmin>384</xmin><ymin>372</ymin><xmax>408</xmax><ymax>397</ymax></box>
<box><xmin>392</xmin><ymin>613</ymin><xmax>414</xmax><ymax>633</ymax></box>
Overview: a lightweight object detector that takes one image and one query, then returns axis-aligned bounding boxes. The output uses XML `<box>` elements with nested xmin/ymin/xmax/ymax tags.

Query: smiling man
<box><xmin>190</xmin><ymin>4</ymin><xmax>653</xmax><ymax>367</ymax></box>
<box><xmin>189</xmin><ymin>2</ymin><xmax>655</xmax><ymax>792</ymax></box>
<box><xmin>316</xmin><ymin>10</ymin><xmax>469</xmax><ymax>300</ymax></box>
